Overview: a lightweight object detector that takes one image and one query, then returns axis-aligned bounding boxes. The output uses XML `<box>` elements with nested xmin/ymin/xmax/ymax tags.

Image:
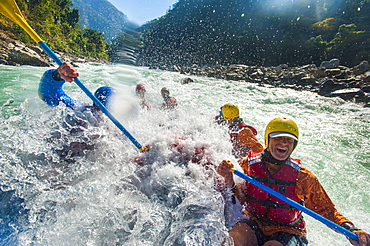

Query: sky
<box><xmin>107</xmin><ymin>0</ymin><xmax>179</xmax><ymax>25</ymax></box>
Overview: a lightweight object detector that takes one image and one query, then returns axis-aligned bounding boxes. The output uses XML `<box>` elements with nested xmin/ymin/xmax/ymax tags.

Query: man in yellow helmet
<box><xmin>217</xmin><ymin>117</ymin><xmax>370</xmax><ymax>246</ymax></box>
<box><xmin>215</xmin><ymin>103</ymin><xmax>263</xmax><ymax>160</ymax></box>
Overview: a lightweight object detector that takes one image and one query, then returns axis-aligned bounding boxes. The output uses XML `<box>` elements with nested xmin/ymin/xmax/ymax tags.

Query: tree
<box><xmin>0</xmin><ymin>0</ymin><xmax>108</xmax><ymax>59</ymax></box>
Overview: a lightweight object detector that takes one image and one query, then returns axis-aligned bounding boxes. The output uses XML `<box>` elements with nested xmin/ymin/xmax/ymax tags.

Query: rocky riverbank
<box><xmin>1</xmin><ymin>31</ymin><xmax>369</xmax><ymax>107</ymax></box>
<box><xmin>161</xmin><ymin>59</ymin><xmax>370</xmax><ymax>107</ymax></box>
<box><xmin>0</xmin><ymin>32</ymin><xmax>110</xmax><ymax>67</ymax></box>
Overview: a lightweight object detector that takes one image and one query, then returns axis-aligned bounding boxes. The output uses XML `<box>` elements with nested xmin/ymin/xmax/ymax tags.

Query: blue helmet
<box><xmin>94</xmin><ymin>86</ymin><xmax>115</xmax><ymax>107</ymax></box>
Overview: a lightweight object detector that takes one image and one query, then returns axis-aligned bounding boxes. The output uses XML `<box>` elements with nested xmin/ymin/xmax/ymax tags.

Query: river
<box><xmin>0</xmin><ymin>63</ymin><xmax>369</xmax><ymax>245</ymax></box>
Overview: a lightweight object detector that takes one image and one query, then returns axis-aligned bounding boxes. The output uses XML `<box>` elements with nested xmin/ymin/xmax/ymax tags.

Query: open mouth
<box><xmin>277</xmin><ymin>147</ymin><xmax>287</xmax><ymax>154</ymax></box>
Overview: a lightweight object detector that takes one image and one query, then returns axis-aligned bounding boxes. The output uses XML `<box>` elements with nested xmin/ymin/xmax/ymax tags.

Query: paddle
<box><xmin>0</xmin><ymin>0</ymin><xmax>148</xmax><ymax>152</ymax></box>
<box><xmin>230</xmin><ymin>168</ymin><xmax>359</xmax><ymax>242</ymax></box>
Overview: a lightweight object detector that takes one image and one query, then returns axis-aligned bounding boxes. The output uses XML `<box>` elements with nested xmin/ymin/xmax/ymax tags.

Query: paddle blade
<box><xmin>0</xmin><ymin>0</ymin><xmax>42</xmax><ymax>43</ymax></box>
<box><xmin>0</xmin><ymin>0</ymin><xmax>23</xmax><ymax>19</ymax></box>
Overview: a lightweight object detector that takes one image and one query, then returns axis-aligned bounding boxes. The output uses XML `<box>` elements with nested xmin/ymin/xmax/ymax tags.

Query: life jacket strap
<box><xmin>253</xmin><ymin>211</ymin><xmax>304</xmax><ymax>227</ymax></box>
<box><xmin>251</xmin><ymin>176</ymin><xmax>297</xmax><ymax>186</ymax></box>
<box><xmin>246</xmin><ymin>194</ymin><xmax>295</xmax><ymax>209</ymax></box>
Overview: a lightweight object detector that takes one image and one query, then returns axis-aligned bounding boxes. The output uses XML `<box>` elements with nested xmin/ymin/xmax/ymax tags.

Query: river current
<box><xmin>0</xmin><ymin>63</ymin><xmax>369</xmax><ymax>245</ymax></box>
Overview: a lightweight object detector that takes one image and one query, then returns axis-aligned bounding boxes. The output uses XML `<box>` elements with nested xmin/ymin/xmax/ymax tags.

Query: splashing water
<box><xmin>0</xmin><ymin>63</ymin><xmax>369</xmax><ymax>245</ymax></box>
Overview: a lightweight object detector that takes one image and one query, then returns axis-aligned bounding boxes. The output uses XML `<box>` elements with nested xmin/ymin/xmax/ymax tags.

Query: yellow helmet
<box><xmin>221</xmin><ymin>103</ymin><xmax>239</xmax><ymax>121</ymax></box>
<box><xmin>264</xmin><ymin>117</ymin><xmax>299</xmax><ymax>149</ymax></box>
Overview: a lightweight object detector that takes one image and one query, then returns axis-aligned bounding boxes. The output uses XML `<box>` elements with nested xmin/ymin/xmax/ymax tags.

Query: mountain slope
<box><xmin>71</xmin><ymin>0</ymin><xmax>136</xmax><ymax>42</ymax></box>
<box><xmin>137</xmin><ymin>0</ymin><xmax>370</xmax><ymax>68</ymax></box>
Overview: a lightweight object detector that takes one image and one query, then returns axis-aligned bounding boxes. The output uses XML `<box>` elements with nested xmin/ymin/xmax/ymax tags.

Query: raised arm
<box><xmin>38</xmin><ymin>62</ymin><xmax>79</xmax><ymax>109</ymax></box>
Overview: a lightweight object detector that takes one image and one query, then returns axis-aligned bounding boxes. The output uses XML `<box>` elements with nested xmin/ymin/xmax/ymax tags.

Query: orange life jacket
<box><xmin>243</xmin><ymin>151</ymin><xmax>305</xmax><ymax>230</ymax></box>
<box><xmin>229</xmin><ymin>119</ymin><xmax>257</xmax><ymax>158</ymax></box>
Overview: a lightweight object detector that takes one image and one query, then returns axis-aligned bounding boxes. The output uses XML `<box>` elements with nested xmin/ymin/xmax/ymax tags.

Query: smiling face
<box><xmin>268</xmin><ymin>136</ymin><xmax>295</xmax><ymax>160</ymax></box>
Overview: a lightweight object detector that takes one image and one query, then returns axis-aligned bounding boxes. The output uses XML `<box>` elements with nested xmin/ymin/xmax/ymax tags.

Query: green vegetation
<box><xmin>1</xmin><ymin>0</ymin><xmax>369</xmax><ymax>67</ymax></box>
<box><xmin>138</xmin><ymin>0</ymin><xmax>370</xmax><ymax>68</ymax></box>
<box><xmin>0</xmin><ymin>0</ymin><xmax>108</xmax><ymax>59</ymax></box>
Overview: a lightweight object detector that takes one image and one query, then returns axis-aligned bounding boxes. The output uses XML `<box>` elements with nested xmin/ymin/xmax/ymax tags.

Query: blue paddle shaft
<box><xmin>232</xmin><ymin>169</ymin><xmax>359</xmax><ymax>242</ymax></box>
<box><xmin>38</xmin><ymin>41</ymin><xmax>143</xmax><ymax>150</ymax></box>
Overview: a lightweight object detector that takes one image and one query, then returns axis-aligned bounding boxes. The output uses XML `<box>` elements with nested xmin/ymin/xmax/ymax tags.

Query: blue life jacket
<box><xmin>38</xmin><ymin>69</ymin><xmax>76</xmax><ymax>109</ymax></box>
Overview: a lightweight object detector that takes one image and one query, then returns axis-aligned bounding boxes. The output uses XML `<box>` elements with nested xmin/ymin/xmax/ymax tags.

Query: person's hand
<box><xmin>144</xmin><ymin>102</ymin><xmax>152</xmax><ymax>110</ymax></box>
<box><xmin>58</xmin><ymin>62</ymin><xmax>79</xmax><ymax>82</ymax></box>
<box><xmin>140</xmin><ymin>145</ymin><xmax>151</xmax><ymax>152</ymax></box>
<box><xmin>217</xmin><ymin>160</ymin><xmax>234</xmax><ymax>187</ymax></box>
<box><xmin>349</xmin><ymin>230</ymin><xmax>370</xmax><ymax>246</ymax></box>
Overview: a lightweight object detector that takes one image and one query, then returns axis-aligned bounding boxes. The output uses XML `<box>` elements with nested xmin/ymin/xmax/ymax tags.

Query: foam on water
<box><xmin>0</xmin><ymin>63</ymin><xmax>369</xmax><ymax>245</ymax></box>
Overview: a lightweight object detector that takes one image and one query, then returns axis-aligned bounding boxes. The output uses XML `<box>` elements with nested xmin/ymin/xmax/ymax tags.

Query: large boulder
<box><xmin>8</xmin><ymin>45</ymin><xmax>50</xmax><ymax>66</ymax></box>
<box><xmin>0</xmin><ymin>32</ymin><xmax>48</xmax><ymax>66</ymax></box>
<box><xmin>352</xmin><ymin>61</ymin><xmax>370</xmax><ymax>75</ymax></box>
<box><xmin>320</xmin><ymin>58</ymin><xmax>340</xmax><ymax>69</ymax></box>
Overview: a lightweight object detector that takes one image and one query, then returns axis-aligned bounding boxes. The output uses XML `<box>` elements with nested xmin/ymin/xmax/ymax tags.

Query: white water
<box><xmin>0</xmin><ymin>63</ymin><xmax>369</xmax><ymax>245</ymax></box>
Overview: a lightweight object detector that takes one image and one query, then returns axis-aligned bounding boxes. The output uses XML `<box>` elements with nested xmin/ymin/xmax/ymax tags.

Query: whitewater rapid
<box><xmin>0</xmin><ymin>63</ymin><xmax>369</xmax><ymax>245</ymax></box>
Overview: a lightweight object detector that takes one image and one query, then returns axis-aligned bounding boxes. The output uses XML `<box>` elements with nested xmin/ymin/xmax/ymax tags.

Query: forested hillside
<box><xmin>2</xmin><ymin>0</ymin><xmax>369</xmax><ymax>68</ymax></box>
<box><xmin>0</xmin><ymin>0</ymin><xmax>108</xmax><ymax>59</ymax></box>
<box><xmin>137</xmin><ymin>0</ymin><xmax>370</xmax><ymax>68</ymax></box>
